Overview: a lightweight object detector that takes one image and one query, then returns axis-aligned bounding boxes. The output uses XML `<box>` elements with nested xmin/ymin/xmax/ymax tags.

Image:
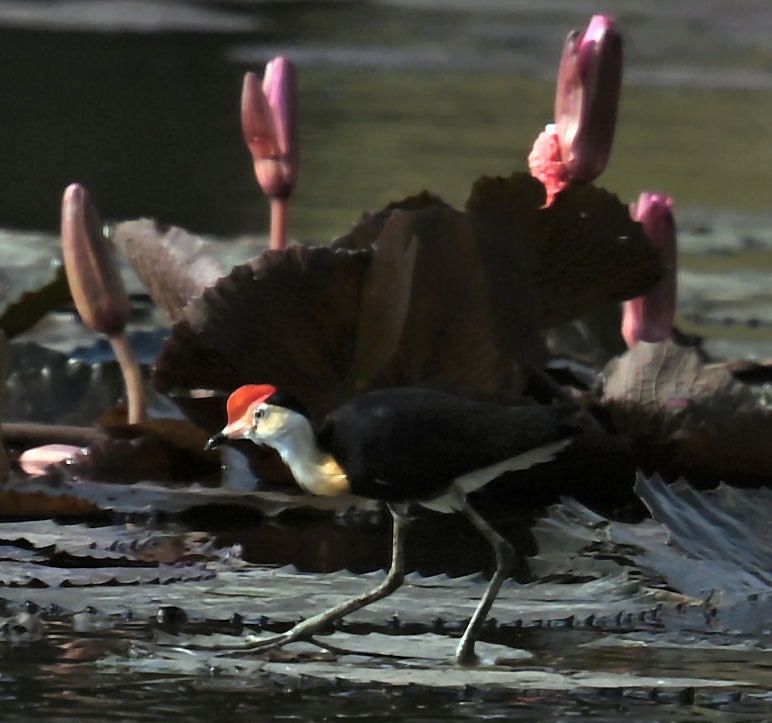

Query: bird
<box><xmin>206</xmin><ymin>383</ymin><xmax>574</xmax><ymax>665</ymax></box>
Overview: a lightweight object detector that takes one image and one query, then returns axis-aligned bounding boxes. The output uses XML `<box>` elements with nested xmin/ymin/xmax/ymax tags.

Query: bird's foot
<box><xmin>240</xmin><ymin>625</ymin><xmax>311</xmax><ymax>653</ymax></box>
<box><xmin>226</xmin><ymin>629</ymin><xmax>408</xmax><ymax>662</ymax></box>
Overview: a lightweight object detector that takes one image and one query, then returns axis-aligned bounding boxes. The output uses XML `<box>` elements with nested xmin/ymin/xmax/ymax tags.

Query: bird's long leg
<box><xmin>241</xmin><ymin>504</ymin><xmax>408</xmax><ymax>653</ymax></box>
<box><xmin>454</xmin><ymin>498</ymin><xmax>515</xmax><ymax>666</ymax></box>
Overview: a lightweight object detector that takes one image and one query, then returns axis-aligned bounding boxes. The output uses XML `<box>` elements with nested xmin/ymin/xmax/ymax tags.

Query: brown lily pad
<box><xmin>466</xmin><ymin>173</ymin><xmax>663</xmax><ymax>329</ymax></box>
<box><xmin>332</xmin><ymin>190</ymin><xmax>446</xmax><ymax>252</ymax></box>
<box><xmin>139</xmin><ymin>174</ymin><xmax>664</xmax><ymax>484</ymax></box>
<box><xmin>153</xmin><ymin>244</ymin><xmax>370</xmax><ymax>426</ymax></box>
<box><xmin>352</xmin><ymin>204</ymin><xmax>529</xmax><ymax>395</ymax></box>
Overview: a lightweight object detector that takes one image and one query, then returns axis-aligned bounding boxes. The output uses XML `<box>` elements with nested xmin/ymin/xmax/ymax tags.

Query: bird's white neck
<box><xmin>254</xmin><ymin>409</ymin><xmax>350</xmax><ymax>497</ymax></box>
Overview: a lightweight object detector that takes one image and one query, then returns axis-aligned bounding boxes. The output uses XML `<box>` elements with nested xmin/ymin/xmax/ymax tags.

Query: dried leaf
<box><xmin>602</xmin><ymin>339</ymin><xmax>757</xmax><ymax>413</ymax></box>
<box><xmin>113</xmin><ymin>219</ymin><xmax>227</xmax><ymax>322</ymax></box>
<box><xmin>601</xmin><ymin>340</ymin><xmax>772</xmax><ymax>484</ymax></box>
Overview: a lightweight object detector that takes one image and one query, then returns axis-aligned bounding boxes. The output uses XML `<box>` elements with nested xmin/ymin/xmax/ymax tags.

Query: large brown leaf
<box><xmin>153</xmin><ymin>244</ymin><xmax>370</xmax><ymax>425</ymax></box>
<box><xmin>332</xmin><ymin>190</ymin><xmax>444</xmax><ymax>252</ymax></box>
<box><xmin>0</xmin><ymin>262</ymin><xmax>71</xmax><ymax>338</ymax></box>
<box><xmin>149</xmin><ymin>176</ymin><xmax>662</xmax><ymax>428</ymax></box>
<box><xmin>352</xmin><ymin>204</ymin><xmax>526</xmax><ymax>395</ymax></box>
<box><xmin>467</xmin><ymin>173</ymin><xmax>663</xmax><ymax>329</ymax></box>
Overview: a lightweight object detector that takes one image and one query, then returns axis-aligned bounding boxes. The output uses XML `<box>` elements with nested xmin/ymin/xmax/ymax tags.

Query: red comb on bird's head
<box><xmin>226</xmin><ymin>384</ymin><xmax>278</xmax><ymax>424</ymax></box>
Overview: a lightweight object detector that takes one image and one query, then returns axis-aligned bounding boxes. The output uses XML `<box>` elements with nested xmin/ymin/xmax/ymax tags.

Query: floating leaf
<box><xmin>602</xmin><ymin>338</ymin><xmax>756</xmax><ymax>411</ymax></box>
<box><xmin>0</xmin><ymin>262</ymin><xmax>70</xmax><ymax>338</ymax></box>
<box><xmin>0</xmin><ymin>518</ymin><xmax>226</xmax><ymax>586</ymax></box>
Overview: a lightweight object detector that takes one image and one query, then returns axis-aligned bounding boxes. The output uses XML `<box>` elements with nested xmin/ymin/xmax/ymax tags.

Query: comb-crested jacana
<box><xmin>207</xmin><ymin>384</ymin><xmax>572</xmax><ymax>664</ymax></box>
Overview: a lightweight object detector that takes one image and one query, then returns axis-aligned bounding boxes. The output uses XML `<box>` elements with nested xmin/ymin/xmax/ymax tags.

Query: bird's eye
<box><xmin>254</xmin><ymin>408</ymin><xmax>265</xmax><ymax>424</ymax></box>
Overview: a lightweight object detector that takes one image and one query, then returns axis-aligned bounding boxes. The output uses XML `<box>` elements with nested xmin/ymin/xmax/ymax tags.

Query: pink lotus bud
<box><xmin>622</xmin><ymin>193</ymin><xmax>678</xmax><ymax>347</ymax></box>
<box><xmin>19</xmin><ymin>444</ymin><xmax>83</xmax><ymax>477</ymax></box>
<box><xmin>528</xmin><ymin>123</ymin><xmax>571</xmax><ymax>206</ymax></box>
<box><xmin>61</xmin><ymin>183</ymin><xmax>130</xmax><ymax>336</ymax></box>
<box><xmin>241</xmin><ymin>57</ymin><xmax>299</xmax><ymax>200</ymax></box>
<box><xmin>62</xmin><ymin>183</ymin><xmax>147</xmax><ymax>424</ymax></box>
<box><xmin>555</xmin><ymin>15</ymin><xmax>622</xmax><ymax>183</ymax></box>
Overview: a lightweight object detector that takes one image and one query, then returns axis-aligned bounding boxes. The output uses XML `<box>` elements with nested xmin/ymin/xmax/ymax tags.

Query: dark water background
<box><xmin>1</xmin><ymin>1</ymin><xmax>772</xmax><ymax>720</ymax></box>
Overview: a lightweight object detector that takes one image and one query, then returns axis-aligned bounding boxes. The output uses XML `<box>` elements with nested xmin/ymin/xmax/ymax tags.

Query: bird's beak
<box><xmin>205</xmin><ymin>431</ymin><xmax>228</xmax><ymax>451</ymax></box>
<box><xmin>205</xmin><ymin>417</ymin><xmax>253</xmax><ymax>450</ymax></box>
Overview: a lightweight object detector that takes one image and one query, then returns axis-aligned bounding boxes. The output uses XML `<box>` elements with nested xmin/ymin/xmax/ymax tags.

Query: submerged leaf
<box><xmin>6</xmin><ymin>342</ymin><xmax>127</xmax><ymax>426</ymax></box>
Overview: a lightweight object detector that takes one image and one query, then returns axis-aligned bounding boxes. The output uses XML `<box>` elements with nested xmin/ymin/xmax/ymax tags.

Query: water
<box><xmin>1</xmin><ymin>1</ymin><xmax>772</xmax><ymax>719</ymax></box>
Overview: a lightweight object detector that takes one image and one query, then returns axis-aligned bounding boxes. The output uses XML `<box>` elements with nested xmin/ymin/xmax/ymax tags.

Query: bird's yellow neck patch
<box><xmin>255</xmin><ymin>407</ymin><xmax>350</xmax><ymax>497</ymax></box>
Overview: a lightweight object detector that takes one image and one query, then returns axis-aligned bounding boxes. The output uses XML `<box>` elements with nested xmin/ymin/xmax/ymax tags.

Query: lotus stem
<box><xmin>109</xmin><ymin>331</ymin><xmax>146</xmax><ymax>425</ymax></box>
<box><xmin>270</xmin><ymin>196</ymin><xmax>289</xmax><ymax>250</ymax></box>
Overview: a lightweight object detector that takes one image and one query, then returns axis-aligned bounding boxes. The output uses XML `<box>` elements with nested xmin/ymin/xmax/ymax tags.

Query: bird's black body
<box><xmin>208</xmin><ymin>383</ymin><xmax>575</xmax><ymax>664</ymax></box>
<box><xmin>317</xmin><ymin>387</ymin><xmax>571</xmax><ymax>503</ymax></box>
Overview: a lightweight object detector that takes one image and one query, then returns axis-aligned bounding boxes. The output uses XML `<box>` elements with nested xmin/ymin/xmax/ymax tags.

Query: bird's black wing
<box><xmin>318</xmin><ymin>388</ymin><xmax>571</xmax><ymax>502</ymax></box>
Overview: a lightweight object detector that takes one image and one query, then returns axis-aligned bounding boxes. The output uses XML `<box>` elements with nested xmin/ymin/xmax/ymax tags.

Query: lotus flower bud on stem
<box><xmin>241</xmin><ymin>57</ymin><xmax>299</xmax><ymax>250</ymax></box>
<box><xmin>554</xmin><ymin>14</ymin><xmax>622</xmax><ymax>183</ymax></box>
<box><xmin>622</xmin><ymin>192</ymin><xmax>678</xmax><ymax>348</ymax></box>
<box><xmin>61</xmin><ymin>183</ymin><xmax>146</xmax><ymax>424</ymax></box>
